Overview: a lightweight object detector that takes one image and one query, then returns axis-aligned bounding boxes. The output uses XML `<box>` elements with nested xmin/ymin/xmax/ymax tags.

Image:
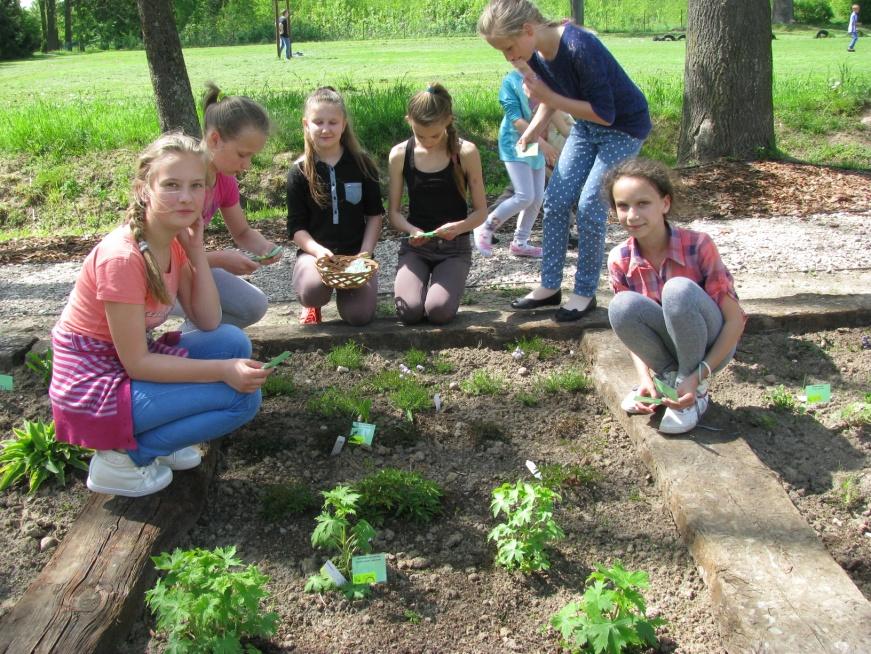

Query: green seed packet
<box><xmin>652</xmin><ymin>376</ymin><xmax>678</xmax><ymax>401</ymax></box>
<box><xmin>805</xmin><ymin>383</ymin><xmax>831</xmax><ymax>404</ymax></box>
<box><xmin>248</xmin><ymin>245</ymin><xmax>284</xmax><ymax>261</ymax></box>
<box><xmin>351</xmin><ymin>553</ymin><xmax>387</xmax><ymax>585</ymax></box>
<box><xmin>263</xmin><ymin>351</ymin><xmax>291</xmax><ymax>369</ymax></box>
<box><xmin>634</xmin><ymin>395</ymin><xmax>663</xmax><ymax>405</ymax></box>
<box><xmin>0</xmin><ymin>375</ymin><xmax>12</xmax><ymax>391</ymax></box>
<box><xmin>349</xmin><ymin>422</ymin><xmax>376</xmax><ymax>446</ymax></box>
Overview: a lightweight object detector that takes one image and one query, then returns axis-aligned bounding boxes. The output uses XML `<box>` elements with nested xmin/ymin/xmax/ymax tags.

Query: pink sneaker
<box><xmin>474</xmin><ymin>225</ymin><xmax>494</xmax><ymax>257</ymax></box>
<box><xmin>509</xmin><ymin>241</ymin><xmax>542</xmax><ymax>258</ymax></box>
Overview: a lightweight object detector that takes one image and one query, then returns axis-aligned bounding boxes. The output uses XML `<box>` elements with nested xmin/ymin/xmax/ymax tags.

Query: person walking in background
<box><xmin>49</xmin><ymin>133</ymin><xmax>268</xmax><ymax>497</ymax></box>
<box><xmin>478</xmin><ymin>0</ymin><xmax>651</xmax><ymax>322</ymax></box>
<box><xmin>848</xmin><ymin>4</ymin><xmax>861</xmax><ymax>52</ymax></box>
<box><xmin>287</xmin><ymin>87</ymin><xmax>384</xmax><ymax>326</ymax></box>
<box><xmin>388</xmin><ymin>83</ymin><xmax>487</xmax><ymax>325</ymax></box>
<box><xmin>278</xmin><ymin>9</ymin><xmax>291</xmax><ymax>59</ymax></box>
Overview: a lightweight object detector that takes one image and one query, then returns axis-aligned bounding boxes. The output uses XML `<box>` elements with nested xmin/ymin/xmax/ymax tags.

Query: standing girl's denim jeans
<box><xmin>540</xmin><ymin>121</ymin><xmax>643</xmax><ymax>297</ymax></box>
<box><xmin>127</xmin><ymin>324</ymin><xmax>261</xmax><ymax>465</ymax></box>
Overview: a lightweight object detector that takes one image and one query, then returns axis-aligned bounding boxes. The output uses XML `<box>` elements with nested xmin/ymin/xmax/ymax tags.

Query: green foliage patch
<box><xmin>537</xmin><ymin>368</ymin><xmax>593</xmax><ymax>394</ymax></box>
<box><xmin>25</xmin><ymin>348</ymin><xmax>53</xmax><ymax>386</ymax></box>
<box><xmin>460</xmin><ymin>370</ymin><xmax>505</xmax><ymax>396</ymax></box>
<box><xmin>355</xmin><ymin>468</ymin><xmax>443</xmax><ymax>525</ymax></box>
<box><xmin>0</xmin><ymin>420</ymin><xmax>91</xmax><ymax>495</ymax></box>
<box><xmin>327</xmin><ymin>340</ymin><xmax>365</xmax><ymax>370</ymax></box>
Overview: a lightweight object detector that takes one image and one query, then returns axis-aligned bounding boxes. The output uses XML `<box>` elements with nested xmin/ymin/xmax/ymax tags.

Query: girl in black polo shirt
<box><xmin>287</xmin><ymin>87</ymin><xmax>384</xmax><ymax>325</ymax></box>
<box><xmin>387</xmin><ymin>83</ymin><xmax>488</xmax><ymax>325</ymax></box>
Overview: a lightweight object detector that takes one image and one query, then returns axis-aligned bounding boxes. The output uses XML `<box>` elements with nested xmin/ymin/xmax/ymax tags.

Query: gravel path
<box><xmin>1</xmin><ymin>212</ymin><xmax>869</xmax><ymax>328</ymax></box>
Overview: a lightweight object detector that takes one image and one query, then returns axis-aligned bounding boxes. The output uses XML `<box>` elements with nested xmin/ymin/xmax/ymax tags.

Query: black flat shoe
<box><xmin>510</xmin><ymin>290</ymin><xmax>562</xmax><ymax>310</ymax></box>
<box><xmin>553</xmin><ymin>297</ymin><xmax>597</xmax><ymax>322</ymax></box>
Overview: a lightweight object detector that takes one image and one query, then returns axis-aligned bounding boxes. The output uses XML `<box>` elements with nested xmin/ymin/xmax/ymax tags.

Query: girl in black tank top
<box><xmin>387</xmin><ymin>84</ymin><xmax>488</xmax><ymax>325</ymax></box>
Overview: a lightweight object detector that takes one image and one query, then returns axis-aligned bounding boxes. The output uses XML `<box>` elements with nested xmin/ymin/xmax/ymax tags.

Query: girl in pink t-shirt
<box><xmin>50</xmin><ymin>133</ymin><xmax>271</xmax><ymax>497</ymax></box>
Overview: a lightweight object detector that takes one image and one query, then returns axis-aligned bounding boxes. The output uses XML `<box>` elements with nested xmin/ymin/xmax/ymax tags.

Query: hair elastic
<box><xmin>426</xmin><ymin>86</ymin><xmax>436</xmax><ymax>93</ymax></box>
<box><xmin>138</xmin><ymin>240</ymin><xmax>150</xmax><ymax>253</ymax></box>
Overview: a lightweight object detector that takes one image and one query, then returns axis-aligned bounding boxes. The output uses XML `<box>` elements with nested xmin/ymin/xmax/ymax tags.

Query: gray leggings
<box><xmin>608</xmin><ymin>277</ymin><xmax>733</xmax><ymax>378</ymax></box>
<box><xmin>172</xmin><ymin>267</ymin><xmax>268</xmax><ymax>330</ymax></box>
<box><xmin>292</xmin><ymin>253</ymin><xmax>377</xmax><ymax>326</ymax></box>
<box><xmin>394</xmin><ymin>235</ymin><xmax>472</xmax><ymax>325</ymax></box>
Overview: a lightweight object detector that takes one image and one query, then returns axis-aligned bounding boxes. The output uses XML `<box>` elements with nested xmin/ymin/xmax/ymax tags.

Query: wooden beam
<box><xmin>0</xmin><ymin>446</ymin><xmax>219</xmax><ymax>654</ymax></box>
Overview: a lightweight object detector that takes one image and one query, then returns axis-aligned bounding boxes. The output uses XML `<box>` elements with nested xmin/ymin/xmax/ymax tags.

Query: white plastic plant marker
<box><xmin>512</xmin><ymin>347</ymin><xmax>525</xmax><ymax>361</ymax></box>
<box><xmin>321</xmin><ymin>561</ymin><xmax>348</xmax><ymax>586</ymax></box>
<box><xmin>434</xmin><ymin>393</ymin><xmax>442</xmax><ymax>412</ymax></box>
<box><xmin>525</xmin><ymin>460</ymin><xmax>543</xmax><ymax>480</ymax></box>
<box><xmin>416</xmin><ymin>364</ymin><xmax>425</xmax><ymax>372</ymax></box>
<box><xmin>330</xmin><ymin>435</ymin><xmax>346</xmax><ymax>456</ymax></box>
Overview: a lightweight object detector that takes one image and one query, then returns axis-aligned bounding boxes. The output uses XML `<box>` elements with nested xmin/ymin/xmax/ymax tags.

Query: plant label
<box><xmin>263</xmin><ymin>350</ymin><xmax>291</xmax><ymax>369</ymax></box>
<box><xmin>349</xmin><ymin>422</ymin><xmax>376</xmax><ymax>447</ymax></box>
<box><xmin>434</xmin><ymin>393</ymin><xmax>442</xmax><ymax>412</ymax></box>
<box><xmin>805</xmin><ymin>383</ymin><xmax>831</xmax><ymax>404</ymax></box>
<box><xmin>330</xmin><ymin>435</ymin><xmax>346</xmax><ymax>457</ymax></box>
<box><xmin>652</xmin><ymin>376</ymin><xmax>678</xmax><ymax>401</ymax></box>
<box><xmin>321</xmin><ymin>561</ymin><xmax>348</xmax><ymax>587</ymax></box>
<box><xmin>634</xmin><ymin>395</ymin><xmax>663</xmax><ymax>405</ymax></box>
<box><xmin>351</xmin><ymin>553</ymin><xmax>387</xmax><ymax>585</ymax></box>
<box><xmin>525</xmin><ymin>460</ymin><xmax>543</xmax><ymax>480</ymax></box>
<box><xmin>515</xmin><ymin>141</ymin><xmax>539</xmax><ymax>157</ymax></box>
<box><xmin>0</xmin><ymin>375</ymin><xmax>12</xmax><ymax>391</ymax></box>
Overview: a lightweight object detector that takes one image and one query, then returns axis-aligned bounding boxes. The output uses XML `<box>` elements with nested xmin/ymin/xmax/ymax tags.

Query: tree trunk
<box><xmin>571</xmin><ymin>0</ymin><xmax>584</xmax><ymax>25</ymax></box>
<box><xmin>677</xmin><ymin>0</ymin><xmax>774</xmax><ymax>165</ymax></box>
<box><xmin>45</xmin><ymin>0</ymin><xmax>60</xmax><ymax>50</ymax></box>
<box><xmin>64</xmin><ymin>0</ymin><xmax>72</xmax><ymax>50</ymax></box>
<box><xmin>38</xmin><ymin>0</ymin><xmax>47</xmax><ymax>52</ymax></box>
<box><xmin>772</xmin><ymin>0</ymin><xmax>793</xmax><ymax>24</ymax></box>
<box><xmin>136</xmin><ymin>0</ymin><xmax>201</xmax><ymax>138</ymax></box>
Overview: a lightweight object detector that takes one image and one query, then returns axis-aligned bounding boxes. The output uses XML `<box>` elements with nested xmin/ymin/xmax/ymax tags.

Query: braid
<box><xmin>126</xmin><ymin>200</ymin><xmax>171</xmax><ymax>305</ymax></box>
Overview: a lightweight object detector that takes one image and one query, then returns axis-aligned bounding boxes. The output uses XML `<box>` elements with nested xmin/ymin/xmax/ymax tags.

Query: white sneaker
<box><xmin>156</xmin><ymin>446</ymin><xmax>202</xmax><ymax>471</ymax></box>
<box><xmin>659</xmin><ymin>390</ymin><xmax>710</xmax><ymax>435</ymax></box>
<box><xmin>86</xmin><ymin>450</ymin><xmax>173</xmax><ymax>497</ymax></box>
<box><xmin>620</xmin><ymin>389</ymin><xmax>648</xmax><ymax>414</ymax></box>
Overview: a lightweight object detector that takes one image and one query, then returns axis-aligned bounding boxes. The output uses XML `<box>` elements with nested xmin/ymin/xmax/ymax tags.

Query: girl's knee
<box><xmin>662</xmin><ymin>277</ymin><xmax>700</xmax><ymax>308</ymax></box>
<box><xmin>340</xmin><ymin>307</ymin><xmax>375</xmax><ymax>327</ymax></box>
<box><xmin>425</xmin><ymin>301</ymin><xmax>458</xmax><ymax>325</ymax></box>
<box><xmin>395</xmin><ymin>295</ymin><xmax>424</xmax><ymax>325</ymax></box>
<box><xmin>236</xmin><ymin>389</ymin><xmax>262</xmax><ymax>421</ymax></box>
<box><xmin>213</xmin><ymin>324</ymin><xmax>252</xmax><ymax>358</ymax></box>
<box><xmin>608</xmin><ymin>291</ymin><xmax>641</xmax><ymax>327</ymax></box>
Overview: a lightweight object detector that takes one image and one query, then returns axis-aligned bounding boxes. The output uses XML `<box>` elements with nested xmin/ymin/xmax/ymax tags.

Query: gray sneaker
<box><xmin>86</xmin><ymin>450</ymin><xmax>173</xmax><ymax>497</ymax></box>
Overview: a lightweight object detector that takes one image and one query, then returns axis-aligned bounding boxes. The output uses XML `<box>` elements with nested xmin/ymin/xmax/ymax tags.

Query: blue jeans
<box><xmin>128</xmin><ymin>324</ymin><xmax>262</xmax><ymax>465</ymax></box>
<box><xmin>608</xmin><ymin>277</ymin><xmax>734</xmax><ymax>378</ymax></box>
<box><xmin>279</xmin><ymin>36</ymin><xmax>291</xmax><ymax>58</ymax></box>
<box><xmin>541</xmin><ymin>121</ymin><xmax>643</xmax><ymax>296</ymax></box>
<box><xmin>849</xmin><ymin>31</ymin><xmax>858</xmax><ymax>49</ymax></box>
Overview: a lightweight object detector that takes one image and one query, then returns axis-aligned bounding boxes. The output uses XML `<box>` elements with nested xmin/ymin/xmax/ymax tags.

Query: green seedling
<box><xmin>835</xmin><ymin>473</ymin><xmax>863</xmax><ymax>510</ymax></box>
<box><xmin>305</xmin><ymin>485</ymin><xmax>375</xmax><ymax>599</ymax></box>
<box><xmin>516</xmin><ymin>391</ymin><xmax>540</xmax><ymax>407</ymax></box>
<box><xmin>367</xmin><ymin>369</ymin><xmax>405</xmax><ymax>392</ymax></box>
<box><xmin>840</xmin><ymin>399</ymin><xmax>871</xmax><ymax>427</ymax></box>
<box><xmin>389</xmin><ymin>379</ymin><xmax>429</xmax><ymax>421</ymax></box>
<box><xmin>307</xmin><ymin>387</ymin><xmax>362</xmax><ymax>419</ymax></box>
<box><xmin>404</xmin><ymin>609</ymin><xmax>422</xmax><ymax>624</ymax></box>
<box><xmin>262</xmin><ymin>373</ymin><xmax>295</xmax><ymax>398</ymax></box>
<box><xmin>146</xmin><ymin>547</ymin><xmax>277</xmax><ymax>654</ymax></box>
<box><xmin>0</xmin><ymin>419</ymin><xmax>91</xmax><ymax>494</ymax></box>
<box><xmin>262</xmin><ymin>350</ymin><xmax>291</xmax><ymax>369</ymax></box>
<box><xmin>355</xmin><ymin>468</ymin><xmax>443</xmax><ymax>525</ymax></box>
<box><xmin>460</xmin><ymin>370</ymin><xmax>505</xmax><ymax>396</ymax></box>
<box><xmin>550</xmin><ymin>561</ymin><xmax>666</xmax><ymax>654</ymax></box>
<box><xmin>403</xmin><ymin>347</ymin><xmax>427</xmax><ymax>368</ymax></box>
<box><xmin>431</xmin><ymin>356</ymin><xmax>455</xmax><ymax>374</ymax></box>
<box><xmin>537</xmin><ymin>368</ymin><xmax>592</xmax><ymax>394</ymax></box>
<box><xmin>488</xmin><ymin>480</ymin><xmax>564</xmax><ymax>573</ymax></box>
<box><xmin>508</xmin><ymin>336</ymin><xmax>558</xmax><ymax>360</ymax></box>
<box><xmin>538</xmin><ymin>463</ymin><xmax>602</xmax><ymax>492</ymax></box>
<box><xmin>327</xmin><ymin>340</ymin><xmax>365</xmax><ymax>370</ymax></box>
<box><xmin>260</xmin><ymin>482</ymin><xmax>318</xmax><ymax>522</ymax></box>
<box><xmin>350</xmin><ymin>397</ymin><xmax>373</xmax><ymax>423</ymax></box>
<box><xmin>766</xmin><ymin>385</ymin><xmax>801</xmax><ymax>412</ymax></box>
<box><xmin>25</xmin><ymin>348</ymin><xmax>53</xmax><ymax>386</ymax></box>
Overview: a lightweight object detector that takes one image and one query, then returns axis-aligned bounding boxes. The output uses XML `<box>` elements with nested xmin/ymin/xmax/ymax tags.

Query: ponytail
<box><xmin>407</xmin><ymin>83</ymin><xmax>466</xmax><ymax>198</ymax></box>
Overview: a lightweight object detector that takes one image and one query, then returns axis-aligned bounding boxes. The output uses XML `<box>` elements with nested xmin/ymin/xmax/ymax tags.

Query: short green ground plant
<box><xmin>261</xmin><ymin>373</ymin><xmax>295</xmax><ymax>398</ymax></box>
<box><xmin>488</xmin><ymin>480</ymin><xmax>565</xmax><ymax>573</ymax></box>
<box><xmin>307</xmin><ymin>387</ymin><xmax>361</xmax><ymax>419</ymax></box>
<box><xmin>460</xmin><ymin>370</ymin><xmax>505</xmax><ymax>396</ymax></box>
<box><xmin>260</xmin><ymin>482</ymin><xmax>318</xmax><ymax>522</ymax></box>
<box><xmin>389</xmin><ymin>379</ymin><xmax>430</xmax><ymax>421</ymax></box>
<box><xmin>0</xmin><ymin>419</ymin><xmax>91</xmax><ymax>494</ymax></box>
<box><xmin>403</xmin><ymin>348</ymin><xmax>427</xmax><ymax>368</ymax></box>
<box><xmin>404</xmin><ymin>609</ymin><xmax>422</xmax><ymax>624</ymax></box>
<box><xmin>539</xmin><ymin>463</ymin><xmax>603</xmax><ymax>492</ymax></box>
<box><xmin>834</xmin><ymin>473</ymin><xmax>863</xmax><ymax>511</ymax></box>
<box><xmin>537</xmin><ymin>368</ymin><xmax>593</xmax><ymax>394</ymax></box>
<box><xmin>366</xmin><ymin>369</ymin><xmax>405</xmax><ymax>393</ymax></box>
<box><xmin>516</xmin><ymin>391</ymin><xmax>541</xmax><ymax>407</ymax></box>
<box><xmin>431</xmin><ymin>356</ymin><xmax>455</xmax><ymax>374</ymax></box>
<box><xmin>305</xmin><ymin>485</ymin><xmax>376</xmax><ymax>599</ymax></box>
<box><xmin>25</xmin><ymin>348</ymin><xmax>53</xmax><ymax>386</ymax></box>
<box><xmin>145</xmin><ymin>546</ymin><xmax>278</xmax><ymax>654</ymax></box>
<box><xmin>508</xmin><ymin>336</ymin><xmax>558</xmax><ymax>360</ymax></box>
<box><xmin>327</xmin><ymin>340</ymin><xmax>365</xmax><ymax>370</ymax></box>
<box><xmin>550</xmin><ymin>561</ymin><xmax>666</xmax><ymax>654</ymax></box>
<box><xmin>355</xmin><ymin>468</ymin><xmax>443</xmax><ymax>525</ymax></box>
<box><xmin>766</xmin><ymin>385</ymin><xmax>802</xmax><ymax>412</ymax></box>
<box><xmin>840</xmin><ymin>394</ymin><xmax>871</xmax><ymax>427</ymax></box>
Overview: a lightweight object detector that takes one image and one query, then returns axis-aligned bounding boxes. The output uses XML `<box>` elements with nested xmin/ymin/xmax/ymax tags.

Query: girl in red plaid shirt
<box><xmin>605</xmin><ymin>159</ymin><xmax>745</xmax><ymax>434</ymax></box>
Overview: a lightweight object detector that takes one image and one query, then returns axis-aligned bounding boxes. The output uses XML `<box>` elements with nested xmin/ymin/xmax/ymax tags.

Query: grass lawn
<box><xmin>0</xmin><ymin>31</ymin><xmax>868</xmax><ymax>238</ymax></box>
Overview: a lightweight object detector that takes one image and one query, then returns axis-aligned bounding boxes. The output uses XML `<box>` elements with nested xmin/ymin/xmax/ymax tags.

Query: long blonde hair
<box><xmin>406</xmin><ymin>83</ymin><xmax>466</xmax><ymax>198</ymax></box>
<box><xmin>477</xmin><ymin>0</ymin><xmax>561</xmax><ymax>39</ymax></box>
<box><xmin>125</xmin><ymin>132</ymin><xmax>210</xmax><ymax>305</ymax></box>
<box><xmin>301</xmin><ymin>86</ymin><xmax>378</xmax><ymax>208</ymax></box>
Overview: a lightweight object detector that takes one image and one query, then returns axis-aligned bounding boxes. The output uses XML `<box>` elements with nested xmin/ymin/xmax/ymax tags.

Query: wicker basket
<box><xmin>316</xmin><ymin>254</ymin><xmax>379</xmax><ymax>290</ymax></box>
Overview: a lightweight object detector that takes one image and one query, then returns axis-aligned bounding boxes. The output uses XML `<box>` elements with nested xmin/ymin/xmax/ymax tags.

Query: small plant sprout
<box><xmin>25</xmin><ymin>348</ymin><xmax>53</xmax><ymax>385</ymax></box>
<box><xmin>488</xmin><ymin>480</ymin><xmax>564</xmax><ymax>573</ymax></box>
<box><xmin>305</xmin><ymin>485</ymin><xmax>376</xmax><ymax>599</ymax></box>
<box><xmin>367</xmin><ymin>369</ymin><xmax>405</xmax><ymax>393</ymax></box>
<box><xmin>538</xmin><ymin>463</ymin><xmax>602</xmax><ymax>492</ymax></box>
<box><xmin>350</xmin><ymin>397</ymin><xmax>373</xmax><ymax>423</ymax></box>
<box><xmin>550</xmin><ymin>561</ymin><xmax>666</xmax><ymax>654</ymax></box>
<box><xmin>431</xmin><ymin>356</ymin><xmax>455</xmax><ymax>374</ymax></box>
<box><xmin>389</xmin><ymin>379</ymin><xmax>430</xmax><ymax>421</ymax></box>
<box><xmin>307</xmin><ymin>387</ymin><xmax>362</xmax><ymax>419</ymax></box>
<box><xmin>460</xmin><ymin>370</ymin><xmax>505</xmax><ymax>396</ymax></box>
<box><xmin>355</xmin><ymin>468</ymin><xmax>443</xmax><ymax>525</ymax></box>
<box><xmin>261</xmin><ymin>373</ymin><xmax>295</xmax><ymax>398</ymax></box>
<box><xmin>404</xmin><ymin>609</ymin><xmax>423</xmax><ymax>624</ymax></box>
<box><xmin>537</xmin><ymin>368</ymin><xmax>592</xmax><ymax>394</ymax></box>
<box><xmin>508</xmin><ymin>336</ymin><xmax>558</xmax><ymax>360</ymax></box>
<box><xmin>840</xmin><ymin>396</ymin><xmax>871</xmax><ymax>427</ymax></box>
<box><xmin>0</xmin><ymin>419</ymin><xmax>91</xmax><ymax>494</ymax></box>
<box><xmin>835</xmin><ymin>473</ymin><xmax>863</xmax><ymax>511</ymax></box>
<box><xmin>145</xmin><ymin>546</ymin><xmax>278</xmax><ymax>654</ymax></box>
<box><xmin>327</xmin><ymin>340</ymin><xmax>365</xmax><ymax>370</ymax></box>
<box><xmin>403</xmin><ymin>348</ymin><xmax>427</xmax><ymax>368</ymax></box>
<box><xmin>766</xmin><ymin>385</ymin><xmax>801</xmax><ymax>412</ymax></box>
<box><xmin>516</xmin><ymin>391</ymin><xmax>540</xmax><ymax>407</ymax></box>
